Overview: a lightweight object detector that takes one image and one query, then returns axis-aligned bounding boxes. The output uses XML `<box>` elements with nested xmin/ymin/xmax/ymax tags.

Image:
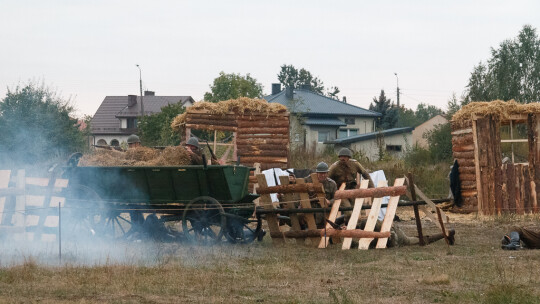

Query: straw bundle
<box><xmin>452</xmin><ymin>100</ymin><xmax>540</xmax><ymax>125</ymax></box>
<box><xmin>78</xmin><ymin>146</ymin><xmax>191</xmax><ymax>167</ymax></box>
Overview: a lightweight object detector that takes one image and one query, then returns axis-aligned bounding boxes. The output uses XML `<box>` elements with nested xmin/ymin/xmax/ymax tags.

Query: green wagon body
<box><xmin>63</xmin><ymin>165</ymin><xmax>253</xmax><ymax>204</ymax></box>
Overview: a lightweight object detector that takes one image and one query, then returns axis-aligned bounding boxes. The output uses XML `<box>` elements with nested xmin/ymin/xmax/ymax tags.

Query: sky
<box><xmin>1</xmin><ymin>0</ymin><xmax>540</xmax><ymax>117</ymax></box>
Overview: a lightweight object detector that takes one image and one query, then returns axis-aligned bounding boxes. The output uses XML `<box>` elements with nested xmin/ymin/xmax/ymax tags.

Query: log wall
<box><xmin>451</xmin><ymin>114</ymin><xmax>540</xmax><ymax>215</ymax></box>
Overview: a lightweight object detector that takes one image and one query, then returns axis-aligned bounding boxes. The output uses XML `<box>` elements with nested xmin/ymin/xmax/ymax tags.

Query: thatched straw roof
<box><xmin>171</xmin><ymin>97</ymin><xmax>287</xmax><ymax>132</ymax></box>
<box><xmin>452</xmin><ymin>100</ymin><xmax>540</xmax><ymax>124</ymax></box>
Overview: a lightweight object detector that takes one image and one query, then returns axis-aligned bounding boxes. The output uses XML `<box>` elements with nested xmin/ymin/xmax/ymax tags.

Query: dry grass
<box><xmin>452</xmin><ymin>100</ymin><xmax>540</xmax><ymax>128</ymax></box>
<box><xmin>78</xmin><ymin>146</ymin><xmax>191</xmax><ymax>167</ymax></box>
<box><xmin>2</xmin><ymin>213</ymin><xmax>540</xmax><ymax>303</ymax></box>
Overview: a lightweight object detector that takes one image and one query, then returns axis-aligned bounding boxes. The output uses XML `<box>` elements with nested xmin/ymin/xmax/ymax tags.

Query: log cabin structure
<box><xmin>451</xmin><ymin>100</ymin><xmax>540</xmax><ymax>215</ymax></box>
<box><xmin>171</xmin><ymin>98</ymin><xmax>290</xmax><ymax>189</ymax></box>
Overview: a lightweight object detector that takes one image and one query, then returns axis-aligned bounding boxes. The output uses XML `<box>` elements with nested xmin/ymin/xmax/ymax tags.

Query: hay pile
<box><xmin>171</xmin><ymin>97</ymin><xmax>287</xmax><ymax>132</ymax></box>
<box><xmin>452</xmin><ymin>100</ymin><xmax>540</xmax><ymax>125</ymax></box>
<box><xmin>79</xmin><ymin>146</ymin><xmax>191</xmax><ymax>167</ymax></box>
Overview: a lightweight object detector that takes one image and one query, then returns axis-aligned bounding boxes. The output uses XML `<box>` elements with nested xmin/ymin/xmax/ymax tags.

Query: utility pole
<box><xmin>136</xmin><ymin>64</ymin><xmax>145</xmax><ymax>116</ymax></box>
<box><xmin>394</xmin><ymin>72</ymin><xmax>400</xmax><ymax>107</ymax></box>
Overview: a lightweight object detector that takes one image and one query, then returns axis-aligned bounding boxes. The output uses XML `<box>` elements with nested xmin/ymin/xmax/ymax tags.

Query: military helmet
<box><xmin>316</xmin><ymin>162</ymin><xmax>329</xmax><ymax>173</ymax></box>
<box><xmin>186</xmin><ymin>137</ymin><xmax>200</xmax><ymax>149</ymax></box>
<box><xmin>127</xmin><ymin>134</ymin><xmax>140</xmax><ymax>144</ymax></box>
<box><xmin>338</xmin><ymin>148</ymin><xmax>352</xmax><ymax>158</ymax></box>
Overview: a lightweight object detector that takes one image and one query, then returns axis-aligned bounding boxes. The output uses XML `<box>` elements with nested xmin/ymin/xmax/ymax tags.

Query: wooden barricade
<box><xmin>256</xmin><ymin>173</ymin><xmax>408</xmax><ymax>249</ymax></box>
<box><xmin>0</xmin><ymin>169</ymin><xmax>69</xmax><ymax>241</ymax></box>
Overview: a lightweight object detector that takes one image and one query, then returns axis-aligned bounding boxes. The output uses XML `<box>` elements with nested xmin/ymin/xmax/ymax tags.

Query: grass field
<box><xmin>1</xmin><ymin>211</ymin><xmax>540</xmax><ymax>303</ymax></box>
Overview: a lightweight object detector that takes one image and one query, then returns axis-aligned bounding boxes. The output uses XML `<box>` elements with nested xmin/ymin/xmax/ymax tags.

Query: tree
<box><xmin>369</xmin><ymin>90</ymin><xmax>397</xmax><ymax>129</ymax></box>
<box><xmin>0</xmin><ymin>81</ymin><xmax>86</xmax><ymax>166</ymax></box>
<box><xmin>204</xmin><ymin>72</ymin><xmax>263</xmax><ymax>103</ymax></box>
<box><xmin>446</xmin><ymin>93</ymin><xmax>462</xmax><ymax>120</ymax></box>
<box><xmin>138</xmin><ymin>102</ymin><xmax>185</xmax><ymax>147</ymax></box>
<box><xmin>425</xmin><ymin>122</ymin><xmax>452</xmax><ymax>162</ymax></box>
<box><xmin>414</xmin><ymin>103</ymin><xmax>443</xmax><ymax>123</ymax></box>
<box><xmin>277</xmin><ymin>64</ymin><xmax>338</xmax><ymax>98</ymax></box>
<box><xmin>464</xmin><ymin>25</ymin><xmax>540</xmax><ymax>103</ymax></box>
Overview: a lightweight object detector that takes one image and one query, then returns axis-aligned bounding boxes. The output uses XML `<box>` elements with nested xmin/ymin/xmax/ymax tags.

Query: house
<box><xmin>90</xmin><ymin>91</ymin><xmax>194</xmax><ymax>146</ymax></box>
<box><xmin>264</xmin><ymin>84</ymin><xmax>381</xmax><ymax>152</ymax></box>
<box><xmin>412</xmin><ymin>114</ymin><xmax>448</xmax><ymax>148</ymax></box>
<box><xmin>325</xmin><ymin>127</ymin><xmax>414</xmax><ymax>160</ymax></box>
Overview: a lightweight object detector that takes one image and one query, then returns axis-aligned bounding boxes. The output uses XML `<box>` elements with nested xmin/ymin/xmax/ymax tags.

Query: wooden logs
<box><xmin>457</xmin><ymin>158</ymin><xmax>475</xmax><ymax>167</ymax></box>
<box><xmin>453</xmin><ymin>151</ymin><xmax>475</xmax><ymax>159</ymax></box>
<box><xmin>239</xmin><ymin>156</ymin><xmax>288</xmax><ymax>164</ymax></box>
<box><xmin>270</xmin><ymin>229</ymin><xmax>391</xmax><ymax>239</ymax></box>
<box><xmin>185</xmin><ymin>118</ymin><xmax>237</xmax><ymax>126</ymax></box>
<box><xmin>458</xmin><ymin>166</ymin><xmax>476</xmax><ymax>174</ymax></box>
<box><xmin>236</xmin><ymin>138</ymin><xmax>289</xmax><ymax>145</ymax></box>
<box><xmin>461</xmin><ymin>190</ymin><xmax>477</xmax><ymax>197</ymax></box>
<box><xmin>237</xmin><ymin>150</ymin><xmax>288</xmax><ymax>157</ymax></box>
<box><xmin>452</xmin><ymin>144</ymin><xmax>475</xmax><ymax>152</ymax></box>
<box><xmin>334</xmin><ymin>186</ymin><xmax>407</xmax><ymax>199</ymax></box>
<box><xmin>237</xmin><ymin>127</ymin><xmax>289</xmax><ymax>135</ymax></box>
<box><xmin>237</xmin><ymin>120</ymin><xmax>289</xmax><ymax>128</ymax></box>
<box><xmin>256</xmin><ymin>183</ymin><xmax>324</xmax><ymax>195</ymax></box>
<box><xmin>236</xmin><ymin>144</ymin><xmax>284</xmax><ymax>151</ymax></box>
<box><xmin>185</xmin><ymin>123</ymin><xmax>236</xmax><ymax>131</ymax></box>
<box><xmin>452</xmin><ymin>135</ymin><xmax>473</xmax><ymax>146</ymax></box>
<box><xmin>459</xmin><ymin>173</ymin><xmax>476</xmax><ymax>181</ymax></box>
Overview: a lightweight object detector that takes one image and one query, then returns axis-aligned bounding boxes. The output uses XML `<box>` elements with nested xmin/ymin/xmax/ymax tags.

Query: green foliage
<box><xmin>425</xmin><ymin>122</ymin><xmax>453</xmax><ymax>162</ymax></box>
<box><xmin>415</xmin><ymin>103</ymin><xmax>443</xmax><ymax>122</ymax></box>
<box><xmin>0</xmin><ymin>81</ymin><xmax>86</xmax><ymax>167</ymax></box>
<box><xmin>138</xmin><ymin>102</ymin><xmax>185</xmax><ymax>146</ymax></box>
<box><xmin>203</xmin><ymin>71</ymin><xmax>263</xmax><ymax>103</ymax></box>
<box><xmin>369</xmin><ymin>90</ymin><xmax>397</xmax><ymax>129</ymax></box>
<box><xmin>396</xmin><ymin>106</ymin><xmax>418</xmax><ymax>128</ymax></box>
<box><xmin>277</xmin><ymin>64</ymin><xmax>339</xmax><ymax>98</ymax></box>
<box><xmin>446</xmin><ymin>93</ymin><xmax>462</xmax><ymax>120</ymax></box>
<box><xmin>465</xmin><ymin>25</ymin><xmax>540</xmax><ymax>103</ymax></box>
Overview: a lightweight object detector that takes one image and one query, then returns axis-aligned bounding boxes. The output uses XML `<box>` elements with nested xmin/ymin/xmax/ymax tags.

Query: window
<box><xmin>338</xmin><ymin>129</ymin><xmax>359</xmax><ymax>138</ymax></box>
<box><xmin>97</xmin><ymin>139</ymin><xmax>107</xmax><ymax>146</ymax></box>
<box><xmin>110</xmin><ymin>139</ymin><xmax>120</xmax><ymax>146</ymax></box>
<box><xmin>318</xmin><ymin>131</ymin><xmax>329</xmax><ymax>143</ymax></box>
<box><xmin>127</xmin><ymin>118</ymin><xmax>137</xmax><ymax>129</ymax></box>
<box><xmin>344</xmin><ymin>117</ymin><xmax>355</xmax><ymax>125</ymax></box>
<box><xmin>386</xmin><ymin>145</ymin><xmax>402</xmax><ymax>152</ymax></box>
<box><xmin>500</xmin><ymin>120</ymin><xmax>529</xmax><ymax>163</ymax></box>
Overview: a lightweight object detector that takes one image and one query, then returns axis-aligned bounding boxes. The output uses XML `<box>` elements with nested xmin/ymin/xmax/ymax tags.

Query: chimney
<box><xmin>144</xmin><ymin>90</ymin><xmax>155</xmax><ymax>96</ymax></box>
<box><xmin>128</xmin><ymin>95</ymin><xmax>137</xmax><ymax>107</ymax></box>
<box><xmin>285</xmin><ymin>86</ymin><xmax>294</xmax><ymax>99</ymax></box>
<box><xmin>271</xmin><ymin>83</ymin><xmax>282</xmax><ymax>95</ymax></box>
<box><xmin>342</xmin><ymin>96</ymin><xmax>347</xmax><ymax>103</ymax></box>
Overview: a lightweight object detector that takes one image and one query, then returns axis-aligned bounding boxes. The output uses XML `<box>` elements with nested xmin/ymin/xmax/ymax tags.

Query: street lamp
<box><xmin>136</xmin><ymin>64</ymin><xmax>144</xmax><ymax>116</ymax></box>
<box><xmin>394</xmin><ymin>72</ymin><xmax>400</xmax><ymax>107</ymax></box>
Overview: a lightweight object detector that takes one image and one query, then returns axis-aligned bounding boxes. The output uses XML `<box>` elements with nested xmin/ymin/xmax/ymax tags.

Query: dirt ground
<box><xmin>1</xmin><ymin>208</ymin><xmax>540</xmax><ymax>304</ymax></box>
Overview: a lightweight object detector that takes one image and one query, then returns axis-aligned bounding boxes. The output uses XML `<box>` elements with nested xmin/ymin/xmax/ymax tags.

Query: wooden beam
<box><xmin>255</xmin><ymin>174</ymin><xmax>283</xmax><ymax>244</ymax></box>
<box><xmin>318</xmin><ymin>183</ymin><xmax>347</xmax><ymax>248</ymax></box>
<box><xmin>376</xmin><ymin>178</ymin><xmax>406</xmax><ymax>248</ymax></box>
<box><xmin>256</xmin><ymin>183</ymin><xmax>324</xmax><ymax>195</ymax></box>
<box><xmin>334</xmin><ymin>186</ymin><xmax>407</xmax><ymax>199</ymax></box>
<box><xmin>278</xmin><ymin>176</ymin><xmax>301</xmax><ymax>233</ymax></box>
<box><xmin>342</xmin><ymin>180</ymin><xmax>369</xmax><ymax>250</ymax></box>
<box><xmin>358</xmin><ymin>180</ymin><xmax>387</xmax><ymax>250</ymax></box>
<box><xmin>271</xmin><ymin>229</ymin><xmax>390</xmax><ymax>239</ymax></box>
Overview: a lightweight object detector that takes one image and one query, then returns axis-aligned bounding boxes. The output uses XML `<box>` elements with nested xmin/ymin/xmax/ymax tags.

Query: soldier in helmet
<box><xmin>328</xmin><ymin>148</ymin><xmax>374</xmax><ymax>215</ymax></box>
<box><xmin>127</xmin><ymin>134</ymin><xmax>141</xmax><ymax>149</ymax></box>
<box><xmin>185</xmin><ymin>137</ymin><xmax>204</xmax><ymax>165</ymax></box>
<box><xmin>304</xmin><ymin>162</ymin><xmax>337</xmax><ymax>228</ymax></box>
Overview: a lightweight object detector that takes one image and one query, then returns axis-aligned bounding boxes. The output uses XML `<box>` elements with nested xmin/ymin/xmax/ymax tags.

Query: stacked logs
<box><xmin>184</xmin><ymin>110</ymin><xmax>290</xmax><ymax>190</ymax></box>
<box><xmin>451</xmin><ymin>120</ymin><xmax>477</xmax><ymax>212</ymax></box>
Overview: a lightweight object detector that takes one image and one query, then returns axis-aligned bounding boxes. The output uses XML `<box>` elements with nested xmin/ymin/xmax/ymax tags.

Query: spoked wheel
<box><xmin>182</xmin><ymin>196</ymin><xmax>226</xmax><ymax>244</ymax></box>
<box><xmin>63</xmin><ymin>184</ymin><xmax>143</xmax><ymax>241</ymax></box>
<box><xmin>224</xmin><ymin>213</ymin><xmax>263</xmax><ymax>244</ymax></box>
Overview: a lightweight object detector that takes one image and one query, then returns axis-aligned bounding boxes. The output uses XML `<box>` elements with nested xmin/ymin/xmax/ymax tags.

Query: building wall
<box><xmin>412</xmin><ymin>115</ymin><xmax>448</xmax><ymax>148</ymax></box>
<box><xmin>337</xmin><ymin>116</ymin><xmax>375</xmax><ymax>136</ymax></box>
<box><xmin>346</xmin><ymin>132</ymin><xmax>412</xmax><ymax>161</ymax></box>
<box><xmin>93</xmin><ymin>135</ymin><xmax>130</xmax><ymax>146</ymax></box>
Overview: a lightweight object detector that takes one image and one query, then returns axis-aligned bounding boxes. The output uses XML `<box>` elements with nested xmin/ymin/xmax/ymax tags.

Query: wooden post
<box><xmin>472</xmin><ymin>118</ymin><xmax>483</xmax><ymax>214</ymax></box>
<box><xmin>278</xmin><ymin>176</ymin><xmax>301</xmax><ymax>233</ymax></box>
<box><xmin>213</xmin><ymin>130</ymin><xmax>217</xmax><ymax>153</ymax></box>
<box><xmin>407</xmin><ymin>173</ymin><xmax>425</xmax><ymax>246</ymax></box>
<box><xmin>296</xmin><ymin>178</ymin><xmax>318</xmax><ymax>245</ymax></box>
<box><xmin>14</xmin><ymin>170</ymin><xmax>26</xmax><ymax>240</ymax></box>
<box><xmin>256</xmin><ymin>174</ymin><xmax>283</xmax><ymax>244</ymax></box>
<box><xmin>358</xmin><ymin>181</ymin><xmax>387</xmax><ymax>250</ymax></box>
<box><xmin>0</xmin><ymin>170</ymin><xmax>10</xmax><ymax>225</ymax></box>
<box><xmin>376</xmin><ymin>178</ymin><xmax>405</xmax><ymax>248</ymax></box>
<box><xmin>318</xmin><ymin>183</ymin><xmax>346</xmax><ymax>248</ymax></box>
<box><xmin>342</xmin><ymin>180</ymin><xmax>369</xmax><ymax>250</ymax></box>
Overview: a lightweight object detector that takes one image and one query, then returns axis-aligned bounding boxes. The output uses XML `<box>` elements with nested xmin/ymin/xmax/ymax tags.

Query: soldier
<box><xmin>502</xmin><ymin>226</ymin><xmax>540</xmax><ymax>250</ymax></box>
<box><xmin>329</xmin><ymin>148</ymin><xmax>375</xmax><ymax>189</ymax></box>
<box><xmin>304</xmin><ymin>162</ymin><xmax>337</xmax><ymax>228</ymax></box>
<box><xmin>185</xmin><ymin>137</ymin><xmax>204</xmax><ymax>165</ymax></box>
<box><xmin>127</xmin><ymin>134</ymin><xmax>141</xmax><ymax>149</ymax></box>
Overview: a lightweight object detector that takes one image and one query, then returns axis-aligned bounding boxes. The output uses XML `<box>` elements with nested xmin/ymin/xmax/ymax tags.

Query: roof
<box><xmin>415</xmin><ymin>114</ymin><xmax>448</xmax><ymax>129</ymax></box>
<box><xmin>91</xmin><ymin>95</ymin><xmax>194</xmax><ymax>135</ymax></box>
<box><xmin>264</xmin><ymin>89</ymin><xmax>381</xmax><ymax>117</ymax></box>
<box><xmin>304</xmin><ymin>118</ymin><xmax>347</xmax><ymax>126</ymax></box>
<box><xmin>325</xmin><ymin>127</ymin><xmax>414</xmax><ymax>144</ymax></box>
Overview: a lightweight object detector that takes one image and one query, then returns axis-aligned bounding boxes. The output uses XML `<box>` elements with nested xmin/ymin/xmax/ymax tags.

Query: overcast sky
<box><xmin>1</xmin><ymin>1</ymin><xmax>540</xmax><ymax>117</ymax></box>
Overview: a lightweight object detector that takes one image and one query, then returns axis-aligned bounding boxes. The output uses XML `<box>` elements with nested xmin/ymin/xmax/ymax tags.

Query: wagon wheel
<box><xmin>224</xmin><ymin>214</ymin><xmax>262</xmax><ymax>244</ymax></box>
<box><xmin>182</xmin><ymin>196</ymin><xmax>226</xmax><ymax>244</ymax></box>
<box><xmin>64</xmin><ymin>184</ymin><xmax>143</xmax><ymax>241</ymax></box>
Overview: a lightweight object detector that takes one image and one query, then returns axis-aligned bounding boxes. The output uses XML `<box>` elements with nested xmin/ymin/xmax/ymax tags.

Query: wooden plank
<box><xmin>296</xmin><ymin>178</ymin><xmax>318</xmax><ymax>244</ymax></box>
<box><xmin>255</xmin><ymin>174</ymin><xmax>283</xmax><ymax>244</ymax></box>
<box><xmin>418</xmin><ymin>205</ymin><xmax>440</xmax><ymax>227</ymax></box>
<box><xmin>407</xmin><ymin>173</ymin><xmax>425</xmax><ymax>246</ymax></box>
<box><xmin>472</xmin><ymin>118</ymin><xmax>483</xmax><ymax>214</ymax></box>
<box><xmin>13</xmin><ymin>170</ymin><xmax>26</xmax><ymax>240</ymax></box>
<box><xmin>318</xmin><ymin>183</ymin><xmax>347</xmax><ymax>248</ymax></box>
<box><xmin>185</xmin><ymin>123</ymin><xmax>236</xmax><ymax>132</ymax></box>
<box><xmin>376</xmin><ymin>178</ymin><xmax>406</xmax><ymax>249</ymax></box>
<box><xmin>516</xmin><ymin>165</ymin><xmax>524</xmax><ymax>214</ymax></box>
<box><xmin>0</xmin><ymin>170</ymin><xmax>11</xmax><ymax>225</ymax></box>
<box><xmin>507</xmin><ymin>163</ymin><xmax>516</xmax><ymax>213</ymax></box>
<box><xmin>358</xmin><ymin>181</ymin><xmax>387</xmax><ymax>250</ymax></box>
<box><xmin>414</xmin><ymin>184</ymin><xmax>448</xmax><ymax>223</ymax></box>
<box><xmin>501</xmin><ymin>164</ymin><xmax>509</xmax><ymax>213</ymax></box>
<box><xmin>451</xmin><ymin>128</ymin><xmax>472</xmax><ymax>135</ymax></box>
<box><xmin>524</xmin><ymin>165</ymin><xmax>532</xmax><ymax>213</ymax></box>
<box><xmin>278</xmin><ymin>176</ymin><xmax>301</xmax><ymax>233</ymax></box>
<box><xmin>342</xmin><ymin>180</ymin><xmax>369</xmax><ymax>250</ymax></box>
